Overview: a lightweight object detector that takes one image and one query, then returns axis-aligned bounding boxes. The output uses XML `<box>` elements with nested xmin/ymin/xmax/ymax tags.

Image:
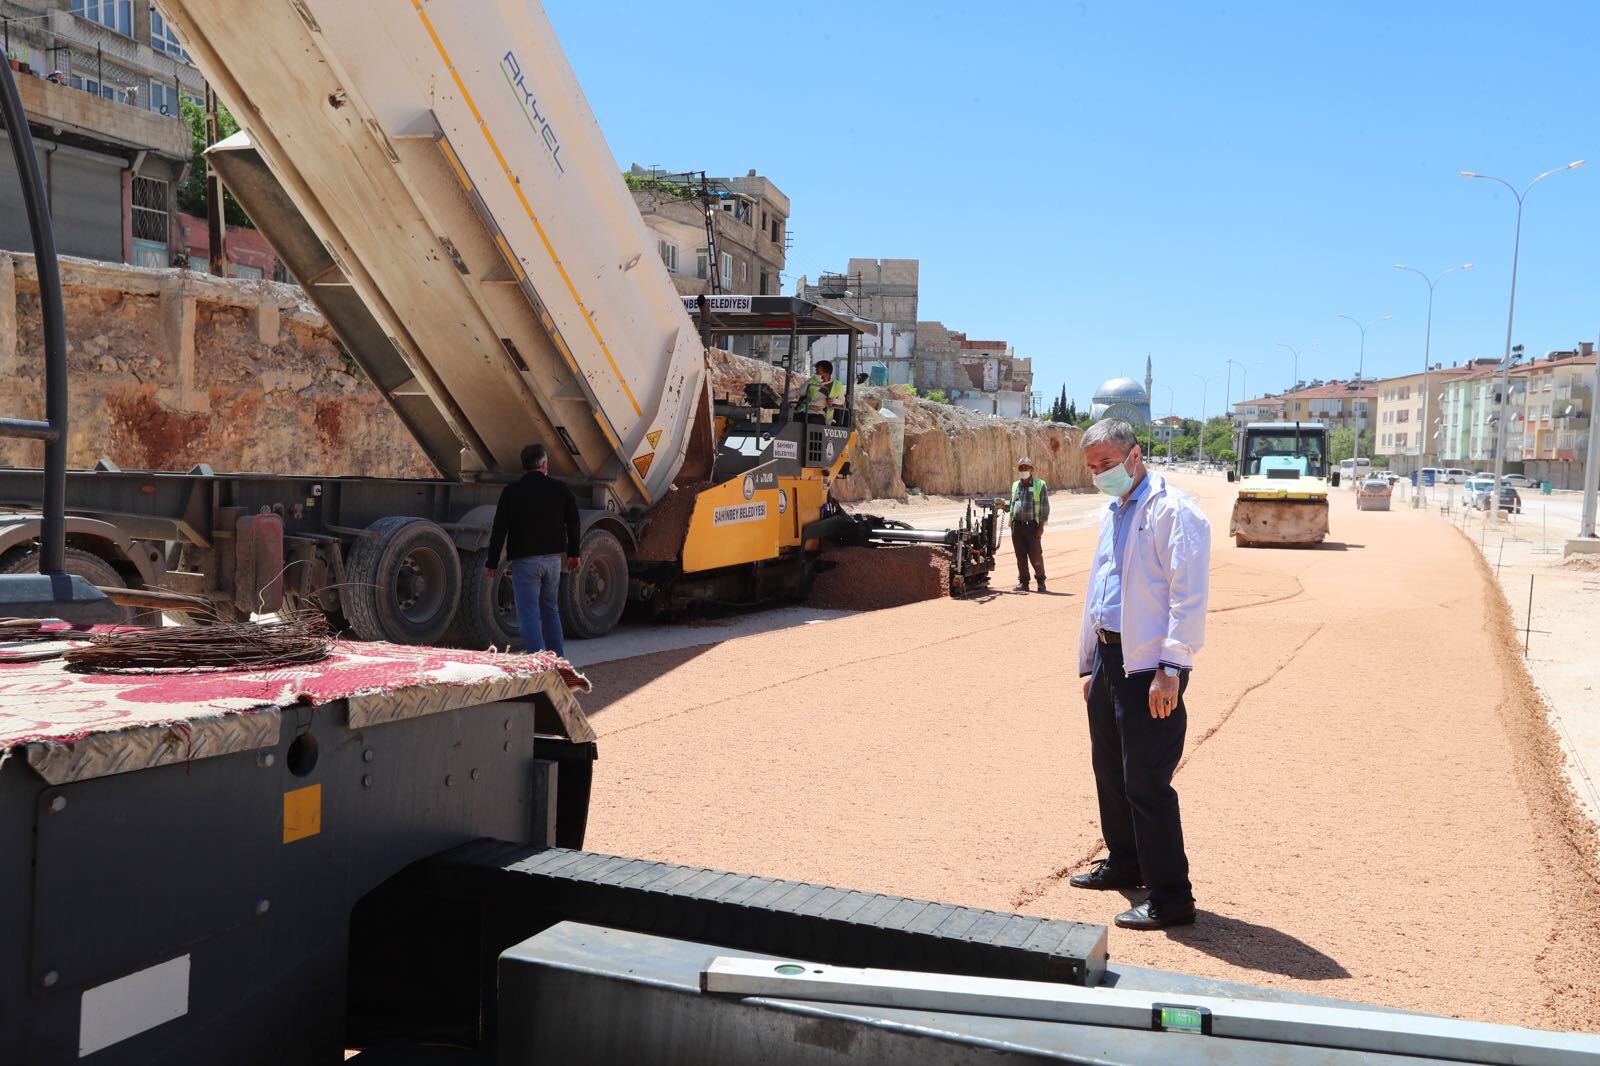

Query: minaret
<box><xmin>1144</xmin><ymin>354</ymin><xmax>1153</xmax><ymax>419</ymax></box>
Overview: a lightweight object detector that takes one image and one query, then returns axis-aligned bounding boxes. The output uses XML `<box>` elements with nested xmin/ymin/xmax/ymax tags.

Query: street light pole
<box><xmin>1276</xmin><ymin>341</ymin><xmax>1318</xmax><ymax>395</ymax></box>
<box><xmin>1336</xmin><ymin>314</ymin><xmax>1391</xmax><ymax>466</ymax></box>
<box><xmin>1463</xmin><ymin>161</ymin><xmax>1585</xmax><ymax>527</ymax></box>
<box><xmin>1192</xmin><ymin>372</ymin><xmax>1208</xmax><ymax>467</ymax></box>
<box><xmin>1394</xmin><ymin>263</ymin><xmax>1472</xmax><ymax>501</ymax></box>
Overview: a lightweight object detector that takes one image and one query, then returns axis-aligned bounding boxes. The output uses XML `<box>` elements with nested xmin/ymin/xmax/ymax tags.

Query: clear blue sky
<box><xmin>547</xmin><ymin>1</ymin><xmax>1600</xmax><ymax>418</ymax></box>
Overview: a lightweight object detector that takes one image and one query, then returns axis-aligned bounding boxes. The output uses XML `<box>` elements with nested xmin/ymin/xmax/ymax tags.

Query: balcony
<box><xmin>14</xmin><ymin>65</ymin><xmax>189</xmax><ymax>160</ymax></box>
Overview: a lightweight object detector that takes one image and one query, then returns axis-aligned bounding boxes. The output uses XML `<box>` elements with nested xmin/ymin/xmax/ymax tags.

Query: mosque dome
<box><xmin>1094</xmin><ymin>376</ymin><xmax>1149</xmax><ymax>403</ymax></box>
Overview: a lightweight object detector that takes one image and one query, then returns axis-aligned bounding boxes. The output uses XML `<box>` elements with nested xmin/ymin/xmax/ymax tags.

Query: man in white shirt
<box><xmin>1070</xmin><ymin>419</ymin><xmax>1210</xmax><ymax>930</ymax></box>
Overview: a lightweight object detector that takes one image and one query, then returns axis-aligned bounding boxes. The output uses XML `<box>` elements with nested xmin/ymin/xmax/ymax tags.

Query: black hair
<box><xmin>814</xmin><ymin>360</ymin><xmax>833</xmax><ymax>375</ymax></box>
<box><xmin>521</xmin><ymin>443</ymin><xmax>548</xmax><ymax>470</ymax></box>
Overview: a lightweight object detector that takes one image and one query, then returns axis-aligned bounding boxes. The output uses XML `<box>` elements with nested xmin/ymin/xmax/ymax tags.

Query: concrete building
<box><xmin>913</xmin><ymin>321</ymin><xmax>1033</xmax><ymax>418</ymax></box>
<box><xmin>1281</xmin><ymin>380</ymin><xmax>1377</xmax><ymax>436</ymax></box>
<box><xmin>1230</xmin><ymin>394</ymin><xmax>1287</xmax><ymax>432</ymax></box>
<box><xmin>1150</xmin><ymin>415</ymin><xmax>1184</xmax><ymax>444</ymax></box>
<box><xmin>1371</xmin><ymin>366</ymin><xmax>1478</xmax><ymax>475</ymax></box>
<box><xmin>796</xmin><ymin>258</ymin><xmax>918</xmax><ymax>384</ymax></box>
<box><xmin>627</xmin><ymin>164</ymin><xmax>789</xmax><ymax>359</ymax></box>
<box><xmin>1435</xmin><ymin>347</ymin><xmax>1595</xmax><ymax>488</ymax></box>
<box><xmin>0</xmin><ymin>1</ymin><xmax>287</xmax><ymax>277</ymax></box>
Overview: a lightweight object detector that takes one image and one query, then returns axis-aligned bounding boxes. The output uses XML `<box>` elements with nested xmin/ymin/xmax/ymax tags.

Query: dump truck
<box><xmin>0</xmin><ymin>0</ymin><xmax>997</xmax><ymax>645</ymax></box>
<box><xmin>1225</xmin><ymin>421</ymin><xmax>1340</xmax><ymax>547</ymax></box>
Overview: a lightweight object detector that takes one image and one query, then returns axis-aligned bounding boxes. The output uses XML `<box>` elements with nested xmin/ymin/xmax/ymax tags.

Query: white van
<box><xmin>1338</xmin><ymin>458</ymin><xmax>1371</xmax><ymax>483</ymax></box>
<box><xmin>1443</xmin><ymin>468</ymin><xmax>1470</xmax><ymax>484</ymax></box>
<box><xmin>1419</xmin><ymin>467</ymin><xmax>1445</xmax><ymax>485</ymax></box>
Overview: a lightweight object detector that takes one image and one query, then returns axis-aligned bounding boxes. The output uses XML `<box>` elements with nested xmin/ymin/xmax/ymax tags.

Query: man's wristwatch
<box><xmin>1160</xmin><ymin>665</ymin><xmax>1181</xmax><ymax>678</ymax></box>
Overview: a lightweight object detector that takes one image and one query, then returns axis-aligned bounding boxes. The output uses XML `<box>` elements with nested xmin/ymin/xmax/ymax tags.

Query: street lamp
<box><xmin>1276</xmin><ymin>341</ymin><xmax>1317</xmax><ymax>394</ymax></box>
<box><xmin>1394</xmin><ymin>263</ymin><xmax>1472</xmax><ymax>500</ymax></box>
<box><xmin>1335</xmin><ymin>314</ymin><xmax>1391</xmax><ymax>465</ymax></box>
<box><xmin>1192</xmin><ymin>372</ymin><xmax>1208</xmax><ymax>466</ymax></box>
<box><xmin>1463</xmin><ymin>160</ymin><xmax>1586</xmax><ymax>526</ymax></box>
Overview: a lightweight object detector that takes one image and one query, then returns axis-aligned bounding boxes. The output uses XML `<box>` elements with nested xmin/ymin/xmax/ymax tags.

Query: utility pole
<box><xmin>203</xmin><ymin>83</ymin><xmax>228</xmax><ymax>278</ymax></box>
<box><xmin>1491</xmin><ymin>346</ymin><xmax>1523</xmax><ymax>526</ymax></box>
<box><xmin>1336</xmin><ymin>314</ymin><xmax>1390</xmax><ymax>467</ymax></box>
<box><xmin>1192</xmin><ymin>373</ymin><xmax>1208</xmax><ymax>467</ymax></box>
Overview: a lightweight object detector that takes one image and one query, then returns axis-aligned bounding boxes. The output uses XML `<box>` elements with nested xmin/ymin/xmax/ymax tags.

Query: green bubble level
<box><xmin>1155</xmin><ymin>1004</ymin><xmax>1208</xmax><ymax>1034</ymax></box>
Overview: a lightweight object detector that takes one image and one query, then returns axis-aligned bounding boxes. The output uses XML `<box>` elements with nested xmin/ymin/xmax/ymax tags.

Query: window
<box><xmin>150</xmin><ymin>80</ymin><xmax>178</xmax><ymax>116</ymax></box>
<box><xmin>740</xmin><ymin>260</ymin><xmax>748</xmax><ymax>283</ymax></box>
<box><xmin>233</xmin><ymin>263</ymin><xmax>264</xmax><ymax>280</ymax></box>
<box><xmin>150</xmin><ymin>10</ymin><xmax>191</xmax><ymax>60</ymax></box>
<box><xmin>695</xmin><ymin>249</ymin><xmax>708</xmax><ymax>280</ymax></box>
<box><xmin>1397</xmin><ymin>409</ymin><xmax>1409</xmax><ymax>423</ymax></box>
<box><xmin>1399</xmin><ymin>386</ymin><xmax>1410</xmax><ymax>400</ymax></box>
<box><xmin>759</xmin><ymin>271</ymin><xmax>769</xmax><ymax>296</ymax></box>
<box><xmin>71</xmin><ymin>0</ymin><xmax>132</xmax><ymax>36</ymax></box>
<box><xmin>771</xmin><ymin>219</ymin><xmax>780</xmax><ymax>243</ymax></box>
<box><xmin>1397</xmin><ymin>432</ymin><xmax>1408</xmax><ymax>447</ymax></box>
<box><xmin>657</xmin><ymin>239</ymin><xmax>677</xmax><ymax>272</ymax></box>
<box><xmin>720</xmin><ymin>252</ymin><xmax>733</xmax><ymax>283</ymax></box>
<box><xmin>131</xmin><ymin>176</ymin><xmax>169</xmax><ymax>244</ymax></box>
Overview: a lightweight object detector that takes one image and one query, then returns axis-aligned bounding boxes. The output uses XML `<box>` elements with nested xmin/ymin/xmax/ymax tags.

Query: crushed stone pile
<box><xmin>808</xmin><ymin>545</ymin><xmax>951</xmax><ymax>610</ymax></box>
<box><xmin>634</xmin><ymin>481</ymin><xmax>711</xmax><ymax>562</ymax></box>
<box><xmin>1559</xmin><ymin>553</ymin><xmax>1600</xmax><ymax>572</ymax></box>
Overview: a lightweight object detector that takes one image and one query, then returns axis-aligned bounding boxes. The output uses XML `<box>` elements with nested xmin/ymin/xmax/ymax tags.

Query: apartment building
<box><xmin>1371</xmin><ymin>366</ymin><xmax>1479</xmax><ymax>475</ymax></box>
<box><xmin>1</xmin><ymin>1</ymin><xmax>284</xmax><ymax>276</ymax></box>
<box><xmin>1436</xmin><ymin>347</ymin><xmax>1595</xmax><ymax>488</ymax></box>
<box><xmin>1230</xmin><ymin>394</ymin><xmax>1286</xmax><ymax>430</ymax></box>
<box><xmin>1280</xmin><ymin>380</ymin><xmax>1377</xmax><ymax>434</ymax></box>
<box><xmin>914</xmin><ymin>321</ymin><xmax>1033</xmax><ymax>418</ymax></box>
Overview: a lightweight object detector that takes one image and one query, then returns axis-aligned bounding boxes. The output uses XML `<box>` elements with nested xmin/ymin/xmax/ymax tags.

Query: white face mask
<box><xmin>1092</xmin><ymin>453</ymin><xmax>1136</xmax><ymax>497</ymax></box>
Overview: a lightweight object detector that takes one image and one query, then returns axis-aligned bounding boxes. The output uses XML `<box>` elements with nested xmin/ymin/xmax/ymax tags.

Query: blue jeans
<box><xmin>510</xmin><ymin>554</ymin><xmax>564</xmax><ymax>656</ymax></box>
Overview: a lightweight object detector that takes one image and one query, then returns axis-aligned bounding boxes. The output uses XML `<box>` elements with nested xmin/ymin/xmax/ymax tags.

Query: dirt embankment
<box><xmin>706</xmin><ymin>349</ymin><xmax>1089</xmax><ymax>503</ymax></box>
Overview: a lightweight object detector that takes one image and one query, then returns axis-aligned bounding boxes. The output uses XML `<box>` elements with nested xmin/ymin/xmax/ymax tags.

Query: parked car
<box><xmin>1419</xmin><ymin>466</ymin><xmax>1446</xmax><ymax>484</ymax></box>
<box><xmin>1443</xmin><ymin>468</ymin><xmax>1471</xmax><ymax>484</ymax></box>
<box><xmin>1463</xmin><ymin>476</ymin><xmax>1522</xmax><ymax>513</ymax></box>
<box><xmin>1502</xmin><ymin>474</ymin><xmax>1535</xmax><ymax>489</ymax></box>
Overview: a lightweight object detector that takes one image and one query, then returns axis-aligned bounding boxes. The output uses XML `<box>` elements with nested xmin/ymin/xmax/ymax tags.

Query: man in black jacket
<box><xmin>485</xmin><ymin>444</ymin><xmax>582</xmax><ymax>655</ymax></box>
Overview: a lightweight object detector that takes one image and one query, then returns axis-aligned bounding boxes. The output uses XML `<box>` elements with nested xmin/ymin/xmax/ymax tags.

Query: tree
<box><xmin>1326</xmin><ymin>427</ymin><xmax>1373</xmax><ymax>463</ymax></box>
<box><xmin>1169</xmin><ymin>434</ymin><xmax>1197</xmax><ymax>459</ymax></box>
<box><xmin>177</xmin><ymin>98</ymin><xmax>252</xmax><ymax>228</ymax></box>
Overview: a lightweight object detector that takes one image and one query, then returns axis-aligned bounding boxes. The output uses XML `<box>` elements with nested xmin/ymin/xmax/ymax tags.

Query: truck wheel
<box><xmin>559</xmin><ymin>528</ymin><xmax>628</xmax><ymax>640</ymax></box>
<box><xmin>447</xmin><ymin>550</ymin><xmax>520</xmax><ymax>650</ymax></box>
<box><xmin>1</xmin><ymin>546</ymin><xmax>137</xmax><ymax>624</ymax></box>
<box><xmin>345</xmin><ymin>517</ymin><xmax>461</xmax><ymax>645</ymax></box>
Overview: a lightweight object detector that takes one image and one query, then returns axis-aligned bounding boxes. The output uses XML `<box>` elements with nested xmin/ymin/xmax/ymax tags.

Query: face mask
<box><xmin>1093</xmin><ymin>453</ymin><xmax>1135</xmax><ymax>497</ymax></box>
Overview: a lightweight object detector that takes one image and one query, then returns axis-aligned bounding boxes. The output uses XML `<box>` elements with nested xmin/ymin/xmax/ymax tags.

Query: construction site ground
<box><xmin>578</xmin><ymin>471</ymin><xmax>1600</xmax><ymax>1031</ymax></box>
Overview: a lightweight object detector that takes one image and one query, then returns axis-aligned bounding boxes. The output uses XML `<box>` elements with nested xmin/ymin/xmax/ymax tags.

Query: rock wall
<box><xmin>0</xmin><ymin>254</ymin><xmax>1085</xmax><ymax>503</ymax></box>
<box><xmin>0</xmin><ymin>252</ymin><xmax>433</xmax><ymax>478</ymax></box>
<box><xmin>706</xmin><ymin>349</ymin><xmax>1089</xmax><ymax>501</ymax></box>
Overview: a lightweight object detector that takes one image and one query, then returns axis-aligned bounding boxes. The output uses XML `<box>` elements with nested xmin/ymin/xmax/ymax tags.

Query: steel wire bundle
<box><xmin>62</xmin><ymin>612</ymin><xmax>334</xmax><ymax>673</ymax></box>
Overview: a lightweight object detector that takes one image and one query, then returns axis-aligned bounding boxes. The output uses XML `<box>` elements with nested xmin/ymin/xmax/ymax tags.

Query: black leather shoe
<box><xmin>1036</xmin><ymin>581</ymin><xmax>1047</xmax><ymax>592</ymax></box>
<box><xmin>1068</xmin><ymin>859</ymin><xmax>1144</xmax><ymax>891</ymax></box>
<box><xmin>1114</xmin><ymin>899</ymin><xmax>1196</xmax><ymax>930</ymax></box>
<box><xmin>1013</xmin><ymin>582</ymin><xmax>1030</xmax><ymax>592</ymax></box>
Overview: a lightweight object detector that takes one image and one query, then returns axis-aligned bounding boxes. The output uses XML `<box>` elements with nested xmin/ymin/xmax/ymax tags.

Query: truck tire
<box><xmin>447</xmin><ymin>550</ymin><xmax>519</xmax><ymax>650</ymax></box>
<box><xmin>345</xmin><ymin>517</ymin><xmax>461</xmax><ymax>645</ymax></box>
<box><xmin>559</xmin><ymin>528</ymin><xmax>628</xmax><ymax>640</ymax></box>
<box><xmin>1</xmin><ymin>545</ymin><xmax>137</xmax><ymax>624</ymax></box>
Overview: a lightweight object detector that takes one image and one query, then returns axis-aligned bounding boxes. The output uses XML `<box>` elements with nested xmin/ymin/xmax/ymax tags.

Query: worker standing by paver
<box><xmin>1070</xmin><ymin>419</ymin><xmax>1210</xmax><ymax>931</ymax></box>
<box><xmin>485</xmin><ymin>443</ymin><xmax>581</xmax><ymax>656</ymax></box>
<box><xmin>1003</xmin><ymin>457</ymin><xmax>1050</xmax><ymax>592</ymax></box>
<box><xmin>801</xmin><ymin>360</ymin><xmax>846</xmax><ymax>424</ymax></box>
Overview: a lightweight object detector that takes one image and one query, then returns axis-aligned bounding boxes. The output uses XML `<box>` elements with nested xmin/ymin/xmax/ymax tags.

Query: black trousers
<box><xmin>1011</xmin><ymin>521</ymin><xmax>1045</xmax><ymax>584</ymax></box>
<box><xmin>1086</xmin><ymin>640</ymin><xmax>1193</xmax><ymax>907</ymax></box>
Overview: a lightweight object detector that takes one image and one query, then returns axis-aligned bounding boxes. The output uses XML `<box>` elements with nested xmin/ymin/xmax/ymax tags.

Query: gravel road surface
<box><xmin>580</xmin><ymin>471</ymin><xmax>1600</xmax><ymax>1029</ymax></box>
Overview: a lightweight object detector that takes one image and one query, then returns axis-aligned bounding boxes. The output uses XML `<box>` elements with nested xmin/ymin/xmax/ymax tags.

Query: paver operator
<box><xmin>1003</xmin><ymin>457</ymin><xmax>1050</xmax><ymax>592</ymax></box>
<box><xmin>1070</xmin><ymin>418</ymin><xmax>1210</xmax><ymax>931</ymax></box>
<box><xmin>802</xmin><ymin>360</ymin><xmax>846</xmax><ymax>425</ymax></box>
<box><xmin>485</xmin><ymin>443</ymin><xmax>581</xmax><ymax>657</ymax></box>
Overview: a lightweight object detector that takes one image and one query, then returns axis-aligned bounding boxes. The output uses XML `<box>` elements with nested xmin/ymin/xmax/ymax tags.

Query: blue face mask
<box><xmin>1093</xmin><ymin>453</ymin><xmax>1135</xmax><ymax>497</ymax></box>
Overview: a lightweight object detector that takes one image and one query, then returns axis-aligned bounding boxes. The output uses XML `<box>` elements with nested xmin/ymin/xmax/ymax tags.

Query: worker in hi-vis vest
<box><xmin>801</xmin><ymin>360</ymin><xmax>846</xmax><ymax>425</ymax></box>
<box><xmin>1002</xmin><ymin>457</ymin><xmax>1050</xmax><ymax>592</ymax></box>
